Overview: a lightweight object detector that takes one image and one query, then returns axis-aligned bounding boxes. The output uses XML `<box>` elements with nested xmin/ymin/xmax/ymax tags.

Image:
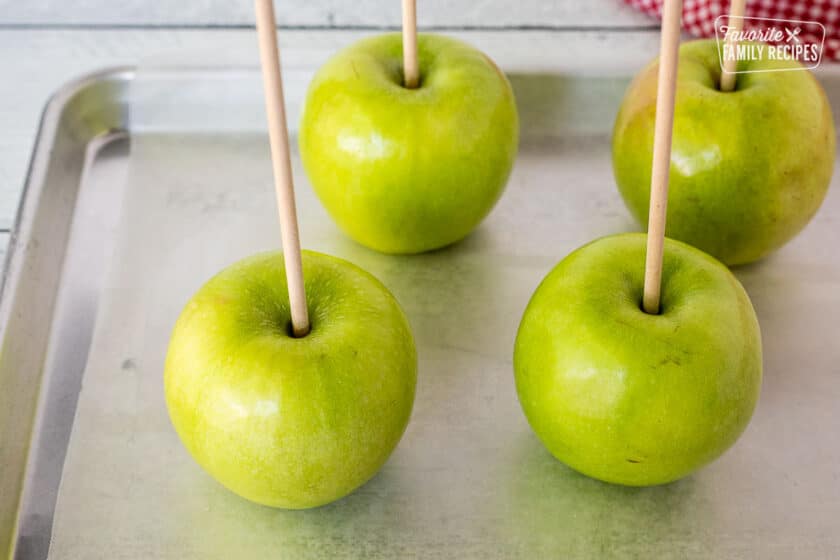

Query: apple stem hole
<box><xmin>286</xmin><ymin>320</ymin><xmax>310</xmax><ymax>338</ymax></box>
<box><xmin>402</xmin><ymin>72</ymin><xmax>423</xmax><ymax>89</ymax></box>
<box><xmin>639</xmin><ymin>298</ymin><xmax>661</xmax><ymax>316</ymax></box>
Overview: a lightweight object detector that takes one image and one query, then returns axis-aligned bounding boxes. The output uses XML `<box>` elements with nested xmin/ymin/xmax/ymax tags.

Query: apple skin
<box><xmin>300</xmin><ymin>33</ymin><xmax>519</xmax><ymax>254</ymax></box>
<box><xmin>613</xmin><ymin>39</ymin><xmax>835</xmax><ymax>265</ymax></box>
<box><xmin>164</xmin><ymin>251</ymin><xmax>417</xmax><ymax>508</ymax></box>
<box><xmin>513</xmin><ymin>233</ymin><xmax>762</xmax><ymax>486</ymax></box>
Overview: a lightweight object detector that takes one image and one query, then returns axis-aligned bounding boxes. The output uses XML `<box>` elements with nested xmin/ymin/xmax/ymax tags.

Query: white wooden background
<box><xmin>0</xmin><ymin>1</ymin><xmax>659</xmax><ymax>268</ymax></box>
<box><xmin>0</xmin><ymin>1</ymin><xmax>652</xmax><ymax>27</ymax></box>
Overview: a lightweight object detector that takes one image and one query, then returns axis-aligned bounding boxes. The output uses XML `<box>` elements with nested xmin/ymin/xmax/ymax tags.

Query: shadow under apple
<box><xmin>492</xmin><ymin>431</ymin><xmax>713</xmax><ymax>559</ymax></box>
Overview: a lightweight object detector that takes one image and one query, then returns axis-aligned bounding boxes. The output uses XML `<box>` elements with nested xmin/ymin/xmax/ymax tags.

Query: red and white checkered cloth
<box><xmin>624</xmin><ymin>0</ymin><xmax>840</xmax><ymax>61</ymax></box>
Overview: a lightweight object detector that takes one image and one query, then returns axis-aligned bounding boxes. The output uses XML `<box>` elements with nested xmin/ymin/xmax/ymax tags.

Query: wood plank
<box><xmin>0</xmin><ymin>0</ymin><xmax>654</xmax><ymax>28</ymax></box>
<box><xmin>0</xmin><ymin>28</ymin><xmax>660</xmax><ymax>232</ymax></box>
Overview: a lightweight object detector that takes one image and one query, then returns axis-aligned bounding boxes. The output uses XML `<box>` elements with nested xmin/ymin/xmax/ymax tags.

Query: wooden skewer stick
<box><xmin>255</xmin><ymin>0</ymin><xmax>310</xmax><ymax>337</ymax></box>
<box><xmin>402</xmin><ymin>0</ymin><xmax>419</xmax><ymax>88</ymax></box>
<box><xmin>642</xmin><ymin>0</ymin><xmax>683</xmax><ymax>315</ymax></box>
<box><xmin>720</xmin><ymin>0</ymin><xmax>747</xmax><ymax>92</ymax></box>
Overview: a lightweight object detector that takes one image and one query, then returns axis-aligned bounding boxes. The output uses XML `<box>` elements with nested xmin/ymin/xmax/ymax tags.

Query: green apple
<box><xmin>300</xmin><ymin>33</ymin><xmax>519</xmax><ymax>254</ymax></box>
<box><xmin>613</xmin><ymin>39</ymin><xmax>835</xmax><ymax>265</ymax></box>
<box><xmin>164</xmin><ymin>251</ymin><xmax>417</xmax><ymax>508</ymax></box>
<box><xmin>513</xmin><ymin>233</ymin><xmax>762</xmax><ymax>486</ymax></box>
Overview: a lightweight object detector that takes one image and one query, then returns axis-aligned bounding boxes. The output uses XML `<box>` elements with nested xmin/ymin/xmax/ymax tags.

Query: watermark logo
<box><xmin>714</xmin><ymin>15</ymin><xmax>826</xmax><ymax>73</ymax></box>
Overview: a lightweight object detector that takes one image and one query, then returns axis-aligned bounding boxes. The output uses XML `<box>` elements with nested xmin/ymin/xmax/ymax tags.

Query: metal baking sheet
<box><xmin>0</xmin><ymin>68</ymin><xmax>132</xmax><ymax>560</ymax></box>
<box><xmin>2</xmin><ymin>57</ymin><xmax>840</xmax><ymax>559</ymax></box>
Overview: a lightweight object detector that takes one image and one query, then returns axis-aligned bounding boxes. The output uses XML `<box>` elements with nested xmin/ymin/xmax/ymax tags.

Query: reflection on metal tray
<box><xmin>1</xmin><ymin>62</ymin><xmax>839</xmax><ymax>559</ymax></box>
